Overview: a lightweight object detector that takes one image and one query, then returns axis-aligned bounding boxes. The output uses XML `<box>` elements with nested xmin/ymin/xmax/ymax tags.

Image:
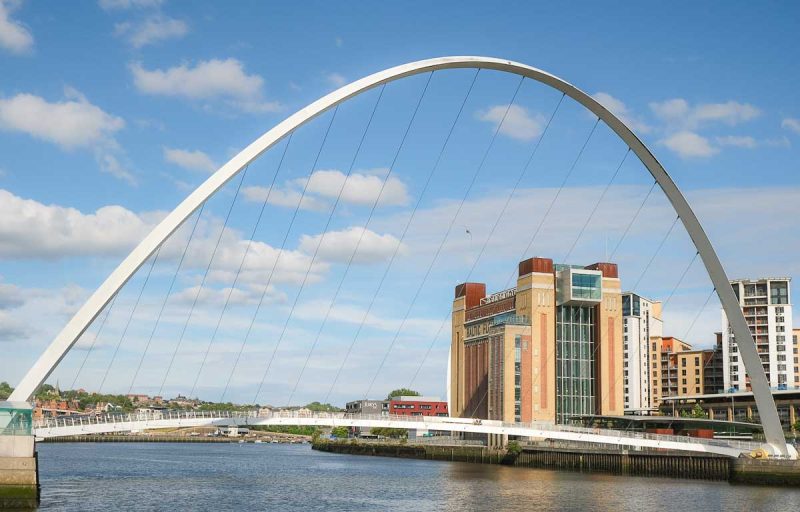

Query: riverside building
<box><xmin>450</xmin><ymin>257</ymin><xmax>623</xmax><ymax>425</ymax></box>
<box><xmin>722</xmin><ymin>278</ymin><xmax>795</xmax><ymax>391</ymax></box>
<box><xmin>621</xmin><ymin>293</ymin><xmax>663</xmax><ymax>414</ymax></box>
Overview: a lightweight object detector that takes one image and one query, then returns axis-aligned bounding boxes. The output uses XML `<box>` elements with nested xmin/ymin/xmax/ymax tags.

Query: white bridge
<box><xmin>33</xmin><ymin>410</ymin><xmax>764</xmax><ymax>458</ymax></box>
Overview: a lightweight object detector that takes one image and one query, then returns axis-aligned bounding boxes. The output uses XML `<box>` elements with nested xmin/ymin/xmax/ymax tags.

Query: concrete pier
<box><xmin>0</xmin><ymin>402</ymin><xmax>38</xmax><ymax>509</ymax></box>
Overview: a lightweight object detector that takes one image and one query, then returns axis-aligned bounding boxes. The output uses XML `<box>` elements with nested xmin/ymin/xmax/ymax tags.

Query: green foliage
<box><xmin>689</xmin><ymin>404</ymin><xmax>707</xmax><ymax>419</ymax></box>
<box><xmin>331</xmin><ymin>426</ymin><xmax>349</xmax><ymax>439</ymax></box>
<box><xmin>304</xmin><ymin>401</ymin><xmax>343</xmax><ymax>412</ymax></box>
<box><xmin>506</xmin><ymin>440</ymin><xmax>522</xmax><ymax>454</ymax></box>
<box><xmin>370</xmin><ymin>427</ymin><xmax>407</xmax><ymax>439</ymax></box>
<box><xmin>386</xmin><ymin>388</ymin><xmax>420</xmax><ymax>400</ymax></box>
<box><xmin>250</xmin><ymin>425</ymin><xmax>319</xmax><ymax>436</ymax></box>
<box><xmin>197</xmin><ymin>402</ymin><xmax>255</xmax><ymax>412</ymax></box>
<box><xmin>0</xmin><ymin>381</ymin><xmax>13</xmax><ymax>400</ymax></box>
<box><xmin>793</xmin><ymin>421</ymin><xmax>800</xmax><ymax>432</ymax></box>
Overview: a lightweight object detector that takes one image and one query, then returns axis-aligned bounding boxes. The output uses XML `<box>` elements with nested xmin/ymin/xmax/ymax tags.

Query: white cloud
<box><xmin>591</xmin><ymin>92</ymin><xmax>651</xmax><ymax>134</ymax></box>
<box><xmin>782</xmin><ymin>118</ymin><xmax>800</xmax><ymax>135</ymax></box>
<box><xmin>715</xmin><ymin>135</ymin><xmax>757</xmax><ymax>149</ymax></box>
<box><xmin>98</xmin><ymin>0</ymin><xmax>163</xmax><ymax>9</ymax></box>
<box><xmin>661</xmin><ymin>131</ymin><xmax>718</xmax><ymax>158</ymax></box>
<box><xmin>650</xmin><ymin>98</ymin><xmax>760</xmax><ymax>130</ymax></box>
<box><xmin>0</xmin><ymin>189</ymin><xmax>155</xmax><ymax>259</ymax></box>
<box><xmin>164</xmin><ymin>147</ymin><xmax>216</xmax><ymax>173</ymax></box>
<box><xmin>326</xmin><ymin>72</ymin><xmax>346</xmax><ymax>88</ymax></box>
<box><xmin>0</xmin><ymin>0</ymin><xmax>33</xmax><ymax>54</ymax></box>
<box><xmin>170</xmin><ymin>284</ymin><xmax>285</xmax><ymax>307</ymax></box>
<box><xmin>243</xmin><ymin>169</ymin><xmax>409</xmax><ymax>212</ymax></box>
<box><xmin>477</xmin><ymin>104</ymin><xmax>544</xmax><ymax>141</ymax></box>
<box><xmin>242</xmin><ymin>184</ymin><xmax>329</xmax><ymax>212</ymax></box>
<box><xmin>130</xmin><ymin>59</ymin><xmax>281</xmax><ymax>113</ymax></box>
<box><xmin>299</xmin><ymin>227</ymin><xmax>404</xmax><ymax>264</ymax></box>
<box><xmin>0</xmin><ymin>88</ymin><xmax>133</xmax><ymax>182</ymax></box>
<box><xmin>0</xmin><ymin>278</ymin><xmax>23</xmax><ymax>309</ymax></box>
<box><xmin>0</xmin><ymin>90</ymin><xmax>124</xmax><ymax>149</ymax></box>
<box><xmin>305</xmin><ymin>169</ymin><xmax>409</xmax><ymax>206</ymax></box>
<box><xmin>114</xmin><ymin>15</ymin><xmax>188</xmax><ymax>48</ymax></box>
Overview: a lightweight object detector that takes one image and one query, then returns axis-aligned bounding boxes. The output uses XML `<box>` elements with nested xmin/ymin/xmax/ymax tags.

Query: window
<box><xmin>695</xmin><ymin>357</ymin><xmax>700</xmax><ymax>366</ymax></box>
<box><xmin>770</xmin><ymin>281</ymin><xmax>789</xmax><ymax>304</ymax></box>
<box><xmin>682</xmin><ymin>369</ymin><xmax>687</xmax><ymax>376</ymax></box>
<box><xmin>571</xmin><ymin>273</ymin><xmax>602</xmax><ymax>300</ymax></box>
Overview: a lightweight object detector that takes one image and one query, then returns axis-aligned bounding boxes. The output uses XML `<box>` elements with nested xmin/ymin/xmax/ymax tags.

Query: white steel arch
<box><xmin>11</xmin><ymin>56</ymin><xmax>793</xmax><ymax>458</ymax></box>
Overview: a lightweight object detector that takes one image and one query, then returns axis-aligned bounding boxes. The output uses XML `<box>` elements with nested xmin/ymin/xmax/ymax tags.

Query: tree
<box><xmin>371</xmin><ymin>427</ymin><xmax>407</xmax><ymax>439</ymax></box>
<box><xmin>304</xmin><ymin>401</ymin><xmax>343</xmax><ymax>413</ymax></box>
<box><xmin>386</xmin><ymin>388</ymin><xmax>420</xmax><ymax>400</ymax></box>
<box><xmin>506</xmin><ymin>440</ymin><xmax>521</xmax><ymax>455</ymax></box>
<box><xmin>689</xmin><ymin>404</ymin><xmax>707</xmax><ymax>419</ymax></box>
<box><xmin>331</xmin><ymin>426</ymin><xmax>349</xmax><ymax>439</ymax></box>
<box><xmin>0</xmin><ymin>381</ymin><xmax>13</xmax><ymax>400</ymax></box>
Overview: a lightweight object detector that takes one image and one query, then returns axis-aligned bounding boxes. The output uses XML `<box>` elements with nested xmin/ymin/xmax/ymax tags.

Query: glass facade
<box><xmin>770</xmin><ymin>281</ymin><xmax>789</xmax><ymax>305</ymax></box>
<box><xmin>622</xmin><ymin>294</ymin><xmax>640</xmax><ymax>317</ymax></box>
<box><xmin>571</xmin><ymin>273</ymin><xmax>602</xmax><ymax>300</ymax></box>
<box><xmin>555</xmin><ymin>305</ymin><xmax>596</xmax><ymax>424</ymax></box>
<box><xmin>0</xmin><ymin>404</ymin><xmax>32</xmax><ymax>436</ymax></box>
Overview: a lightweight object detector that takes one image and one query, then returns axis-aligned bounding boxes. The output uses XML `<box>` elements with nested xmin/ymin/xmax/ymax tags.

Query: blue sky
<box><xmin>0</xmin><ymin>0</ymin><xmax>798</xmax><ymax>405</ymax></box>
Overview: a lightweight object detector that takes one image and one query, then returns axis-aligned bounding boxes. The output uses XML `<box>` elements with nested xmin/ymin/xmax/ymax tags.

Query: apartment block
<box><xmin>622</xmin><ymin>293</ymin><xmax>663</xmax><ymax>414</ymax></box>
<box><xmin>722</xmin><ymin>278</ymin><xmax>794</xmax><ymax>391</ymax></box>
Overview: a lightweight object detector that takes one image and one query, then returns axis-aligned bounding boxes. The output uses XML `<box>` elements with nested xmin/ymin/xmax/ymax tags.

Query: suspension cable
<box><xmin>98</xmin><ymin>246</ymin><xmax>162</xmax><ymax>393</ymax></box>
<box><xmin>362</xmin><ymin>75</ymin><xmax>527</xmax><ymax>400</ymax></box>
<box><xmin>221</xmin><ymin>108</ymin><xmax>340</xmax><ymax>404</ymax></box>
<box><xmin>127</xmin><ymin>203</ymin><xmax>207</xmax><ymax>394</ymax></box>
<box><xmin>630</xmin><ymin>215</ymin><xmax>680</xmax><ymax>293</ymax></box>
<box><xmin>562</xmin><ymin>148</ymin><xmax>631</xmax><ymax>263</ymax></box>
<box><xmin>248</xmin><ymin>103</ymin><xmax>344</xmax><ymax>404</ymax></box>
<box><xmin>323</xmin><ymin>69</ymin><xmax>481</xmax><ymax>404</ymax></box>
<box><xmin>681</xmin><ymin>286</ymin><xmax>717</xmax><ymax>342</ymax></box>
<box><xmin>503</xmin><ymin>117</ymin><xmax>601</xmax><ymax>289</ymax></box>
<box><xmin>189</xmin><ymin>135</ymin><xmax>296</xmax><ymax>399</ymax></box>
<box><xmin>253</xmin><ymin>82</ymin><xmax>390</xmax><ymax>406</ymax></box>
<box><xmin>408</xmin><ymin>93</ymin><xmax>567</xmax><ymax>389</ymax></box>
<box><xmin>70</xmin><ymin>292</ymin><xmax>119</xmax><ymax>390</ymax></box>
<box><xmin>661</xmin><ymin>251</ymin><xmax>700</xmax><ymax>311</ymax></box>
<box><xmin>609</xmin><ymin>180</ymin><xmax>658</xmax><ymax>261</ymax></box>
<box><xmin>286</xmin><ymin>75</ymin><xmax>435</xmax><ymax>406</ymax></box>
<box><xmin>157</xmin><ymin>165</ymin><xmax>250</xmax><ymax>397</ymax></box>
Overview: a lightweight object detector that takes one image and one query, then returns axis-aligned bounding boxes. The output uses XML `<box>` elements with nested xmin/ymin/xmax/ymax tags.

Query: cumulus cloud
<box><xmin>649</xmin><ymin>98</ymin><xmax>760</xmax><ymax>130</ymax></box>
<box><xmin>0</xmin><ymin>89</ymin><xmax>124</xmax><ymax>149</ymax></box>
<box><xmin>0</xmin><ymin>87</ymin><xmax>134</xmax><ymax>183</ymax></box>
<box><xmin>591</xmin><ymin>92</ymin><xmax>651</xmax><ymax>134</ymax></box>
<box><xmin>242</xmin><ymin>184</ymin><xmax>329</xmax><ymax>212</ymax></box>
<box><xmin>114</xmin><ymin>15</ymin><xmax>188</xmax><ymax>48</ymax></box>
<box><xmin>661</xmin><ymin>131</ymin><xmax>718</xmax><ymax>158</ymax></box>
<box><xmin>305</xmin><ymin>169</ymin><xmax>409</xmax><ymax>206</ymax></box>
<box><xmin>170</xmin><ymin>283</ymin><xmax>285</xmax><ymax>307</ymax></box>
<box><xmin>0</xmin><ymin>189</ymin><xmax>155</xmax><ymax>259</ymax></box>
<box><xmin>477</xmin><ymin>104</ymin><xmax>544</xmax><ymax>141</ymax></box>
<box><xmin>164</xmin><ymin>147</ymin><xmax>216</xmax><ymax>173</ymax></box>
<box><xmin>782</xmin><ymin>118</ymin><xmax>800</xmax><ymax>135</ymax></box>
<box><xmin>130</xmin><ymin>59</ymin><xmax>281</xmax><ymax>113</ymax></box>
<box><xmin>0</xmin><ymin>0</ymin><xmax>33</xmax><ymax>54</ymax></box>
<box><xmin>98</xmin><ymin>0</ymin><xmax>163</xmax><ymax>9</ymax></box>
<box><xmin>243</xmin><ymin>169</ymin><xmax>409</xmax><ymax>211</ymax></box>
<box><xmin>298</xmin><ymin>227</ymin><xmax>404</xmax><ymax>264</ymax></box>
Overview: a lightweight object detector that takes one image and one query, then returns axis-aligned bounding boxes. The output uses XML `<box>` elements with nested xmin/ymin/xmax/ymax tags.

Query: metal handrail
<box><xmin>32</xmin><ymin>409</ymin><xmax>764</xmax><ymax>452</ymax></box>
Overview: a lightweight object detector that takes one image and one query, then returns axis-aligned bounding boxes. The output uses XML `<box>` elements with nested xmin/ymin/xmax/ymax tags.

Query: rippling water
<box><xmin>36</xmin><ymin>443</ymin><xmax>800</xmax><ymax>511</ymax></box>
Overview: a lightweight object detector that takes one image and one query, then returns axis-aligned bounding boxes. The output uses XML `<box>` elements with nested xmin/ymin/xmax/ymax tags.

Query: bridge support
<box><xmin>0</xmin><ymin>402</ymin><xmax>38</xmax><ymax>509</ymax></box>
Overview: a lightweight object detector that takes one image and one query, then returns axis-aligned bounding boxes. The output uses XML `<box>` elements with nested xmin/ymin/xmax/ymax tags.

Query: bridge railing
<box><xmin>32</xmin><ymin>409</ymin><xmax>763</xmax><ymax>452</ymax></box>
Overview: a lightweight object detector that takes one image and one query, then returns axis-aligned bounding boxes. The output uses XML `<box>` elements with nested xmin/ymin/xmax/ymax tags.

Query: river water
<box><xmin>36</xmin><ymin>443</ymin><xmax>799</xmax><ymax>511</ymax></box>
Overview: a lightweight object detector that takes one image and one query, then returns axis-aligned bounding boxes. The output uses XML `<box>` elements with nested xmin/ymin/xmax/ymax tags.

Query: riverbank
<box><xmin>312</xmin><ymin>441</ymin><xmax>800</xmax><ymax>486</ymax></box>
